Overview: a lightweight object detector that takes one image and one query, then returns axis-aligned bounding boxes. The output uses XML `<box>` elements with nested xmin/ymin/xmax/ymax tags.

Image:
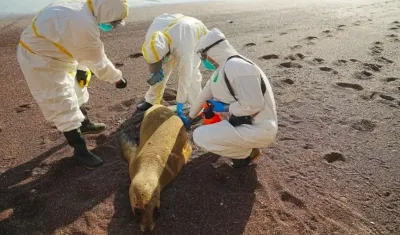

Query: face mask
<box><xmin>146</xmin><ymin>69</ymin><xmax>164</xmax><ymax>86</ymax></box>
<box><xmin>202</xmin><ymin>59</ymin><xmax>216</xmax><ymax>71</ymax></box>
<box><xmin>162</xmin><ymin>55</ymin><xmax>170</xmax><ymax>65</ymax></box>
<box><xmin>98</xmin><ymin>23</ymin><xmax>113</xmax><ymax>32</ymax></box>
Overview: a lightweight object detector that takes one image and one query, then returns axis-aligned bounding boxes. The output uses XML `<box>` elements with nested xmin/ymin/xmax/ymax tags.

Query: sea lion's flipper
<box><xmin>118</xmin><ymin>131</ymin><xmax>138</xmax><ymax>163</ymax></box>
<box><xmin>182</xmin><ymin>140</ymin><xmax>193</xmax><ymax>163</ymax></box>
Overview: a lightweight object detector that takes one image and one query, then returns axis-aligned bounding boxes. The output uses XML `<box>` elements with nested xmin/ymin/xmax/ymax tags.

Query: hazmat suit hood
<box><xmin>195</xmin><ymin>28</ymin><xmax>238</xmax><ymax>66</ymax></box>
<box><xmin>91</xmin><ymin>0</ymin><xmax>129</xmax><ymax>24</ymax></box>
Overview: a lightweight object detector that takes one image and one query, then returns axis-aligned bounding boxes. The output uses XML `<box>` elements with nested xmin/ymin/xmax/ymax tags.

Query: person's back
<box><xmin>142</xmin><ymin>13</ymin><xmax>208</xmax><ymax>62</ymax></box>
<box><xmin>223</xmin><ymin>57</ymin><xmax>278</xmax><ymax>130</ymax></box>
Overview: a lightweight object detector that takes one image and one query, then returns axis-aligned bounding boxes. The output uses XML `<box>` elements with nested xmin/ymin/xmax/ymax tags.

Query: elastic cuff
<box><xmin>224</xmin><ymin>104</ymin><xmax>230</xmax><ymax>112</ymax></box>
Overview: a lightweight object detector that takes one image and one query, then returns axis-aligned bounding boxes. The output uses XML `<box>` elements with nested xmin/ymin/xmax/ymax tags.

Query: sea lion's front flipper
<box><xmin>182</xmin><ymin>140</ymin><xmax>193</xmax><ymax>163</ymax></box>
<box><xmin>118</xmin><ymin>131</ymin><xmax>138</xmax><ymax>163</ymax></box>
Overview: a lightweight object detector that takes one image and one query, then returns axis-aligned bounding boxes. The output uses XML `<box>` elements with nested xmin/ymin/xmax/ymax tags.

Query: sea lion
<box><xmin>119</xmin><ymin>104</ymin><xmax>193</xmax><ymax>232</ymax></box>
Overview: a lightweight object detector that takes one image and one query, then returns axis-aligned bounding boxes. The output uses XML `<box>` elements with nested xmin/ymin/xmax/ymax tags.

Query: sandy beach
<box><xmin>0</xmin><ymin>0</ymin><xmax>399</xmax><ymax>234</ymax></box>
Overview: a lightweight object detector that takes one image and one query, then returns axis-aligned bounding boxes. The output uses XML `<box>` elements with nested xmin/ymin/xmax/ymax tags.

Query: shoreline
<box><xmin>0</xmin><ymin>0</ymin><xmax>384</xmax><ymax>26</ymax></box>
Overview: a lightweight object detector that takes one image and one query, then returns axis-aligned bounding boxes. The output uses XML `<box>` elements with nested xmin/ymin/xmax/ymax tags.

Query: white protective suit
<box><xmin>188</xmin><ymin>28</ymin><xmax>278</xmax><ymax>159</ymax></box>
<box><xmin>141</xmin><ymin>13</ymin><xmax>209</xmax><ymax>105</ymax></box>
<box><xmin>17</xmin><ymin>0</ymin><xmax>129</xmax><ymax>132</ymax></box>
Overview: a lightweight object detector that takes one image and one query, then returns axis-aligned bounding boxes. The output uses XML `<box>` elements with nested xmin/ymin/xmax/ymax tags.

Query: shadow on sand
<box><xmin>0</xmin><ymin>109</ymin><xmax>259</xmax><ymax>235</ymax></box>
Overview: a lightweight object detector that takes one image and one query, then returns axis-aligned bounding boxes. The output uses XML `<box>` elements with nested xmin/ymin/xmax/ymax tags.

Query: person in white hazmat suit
<box><xmin>16</xmin><ymin>0</ymin><xmax>129</xmax><ymax>169</ymax></box>
<box><xmin>180</xmin><ymin>28</ymin><xmax>278</xmax><ymax>168</ymax></box>
<box><xmin>137</xmin><ymin>13</ymin><xmax>209</xmax><ymax>120</ymax></box>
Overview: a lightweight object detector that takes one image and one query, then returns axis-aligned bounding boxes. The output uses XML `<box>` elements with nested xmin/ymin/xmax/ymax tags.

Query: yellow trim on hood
<box><xmin>122</xmin><ymin>0</ymin><xmax>129</xmax><ymax>19</ymax></box>
<box><xmin>87</xmin><ymin>0</ymin><xmax>94</xmax><ymax>15</ymax></box>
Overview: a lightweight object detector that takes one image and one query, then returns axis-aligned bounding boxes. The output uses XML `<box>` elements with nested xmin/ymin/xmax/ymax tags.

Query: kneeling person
<box><xmin>181</xmin><ymin>28</ymin><xmax>278</xmax><ymax>168</ymax></box>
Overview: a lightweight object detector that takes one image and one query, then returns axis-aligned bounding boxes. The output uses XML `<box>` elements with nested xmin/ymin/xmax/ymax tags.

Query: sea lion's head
<box><xmin>129</xmin><ymin>176</ymin><xmax>161</xmax><ymax>232</ymax></box>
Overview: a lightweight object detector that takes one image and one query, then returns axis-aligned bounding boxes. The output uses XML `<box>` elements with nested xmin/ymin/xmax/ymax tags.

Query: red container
<box><xmin>202</xmin><ymin>101</ymin><xmax>222</xmax><ymax>125</ymax></box>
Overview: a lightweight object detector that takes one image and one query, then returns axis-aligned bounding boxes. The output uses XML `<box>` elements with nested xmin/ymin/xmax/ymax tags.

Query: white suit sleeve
<box><xmin>68</xmin><ymin>25</ymin><xmax>122</xmax><ymax>83</ymax></box>
<box><xmin>226</xmin><ymin>62</ymin><xmax>265</xmax><ymax>117</ymax></box>
<box><xmin>188</xmin><ymin>79</ymin><xmax>212</xmax><ymax>118</ymax></box>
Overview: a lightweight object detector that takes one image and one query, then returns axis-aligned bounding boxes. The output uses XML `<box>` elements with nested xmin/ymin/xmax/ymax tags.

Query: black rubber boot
<box><xmin>231</xmin><ymin>148</ymin><xmax>262</xmax><ymax>168</ymax></box>
<box><xmin>80</xmin><ymin>105</ymin><xmax>106</xmax><ymax>135</ymax></box>
<box><xmin>63</xmin><ymin>129</ymin><xmax>104</xmax><ymax>169</ymax></box>
<box><xmin>136</xmin><ymin>101</ymin><xmax>153</xmax><ymax>112</ymax></box>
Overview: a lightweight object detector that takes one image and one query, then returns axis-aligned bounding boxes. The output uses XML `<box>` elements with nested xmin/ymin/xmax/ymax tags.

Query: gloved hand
<box><xmin>179</xmin><ymin>115</ymin><xmax>192</xmax><ymax>129</ymax></box>
<box><xmin>176</xmin><ymin>102</ymin><xmax>184</xmax><ymax>117</ymax></box>
<box><xmin>116</xmin><ymin>78</ymin><xmax>127</xmax><ymax>89</ymax></box>
<box><xmin>209</xmin><ymin>99</ymin><xmax>228</xmax><ymax>112</ymax></box>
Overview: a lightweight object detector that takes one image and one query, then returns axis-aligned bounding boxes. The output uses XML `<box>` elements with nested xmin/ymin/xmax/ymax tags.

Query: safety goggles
<box><xmin>196</xmin><ymin>38</ymin><xmax>226</xmax><ymax>60</ymax></box>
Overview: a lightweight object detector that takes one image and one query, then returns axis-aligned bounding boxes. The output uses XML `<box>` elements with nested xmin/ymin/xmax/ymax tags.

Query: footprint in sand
<box><xmin>385</xmin><ymin>77</ymin><xmax>399</xmax><ymax>82</ymax></box>
<box><xmin>280</xmin><ymin>191</ymin><xmax>305</xmax><ymax>208</ymax></box>
<box><xmin>351</xmin><ymin>119</ymin><xmax>376</xmax><ymax>132</ymax></box>
<box><xmin>163</xmin><ymin>88</ymin><xmax>177</xmax><ymax>101</ymax></box>
<box><xmin>322</xmin><ymin>30</ymin><xmax>333</xmax><ymax>37</ymax></box>
<box><xmin>375</xmin><ymin>56</ymin><xmax>394</xmax><ymax>64</ymax></box>
<box><xmin>282</xmin><ymin>79</ymin><xmax>295</xmax><ymax>85</ymax></box>
<box><xmin>386</xmin><ymin>34</ymin><xmax>398</xmax><ymax>38</ymax></box>
<box><xmin>313</xmin><ymin>58</ymin><xmax>324</xmax><ymax>64</ymax></box>
<box><xmin>337</xmin><ymin>24</ymin><xmax>346</xmax><ymax>31</ymax></box>
<box><xmin>108</xmin><ymin>98</ymin><xmax>136</xmax><ymax>112</ymax></box>
<box><xmin>370</xmin><ymin>44</ymin><xmax>383</xmax><ymax>55</ymax></box>
<box><xmin>363</xmin><ymin>63</ymin><xmax>382</xmax><ymax>72</ymax></box>
<box><xmin>350</xmin><ymin>59</ymin><xmax>358</xmax><ymax>62</ymax></box>
<box><xmin>94</xmin><ymin>134</ymin><xmax>108</xmax><ymax>145</ymax></box>
<box><xmin>354</xmin><ymin>70</ymin><xmax>373</xmax><ymax>80</ymax></box>
<box><xmin>389</xmin><ymin>27</ymin><xmax>399</xmax><ymax>30</ymax></box>
<box><xmin>261</xmin><ymin>54</ymin><xmax>279</xmax><ymax>60</ymax></box>
<box><xmin>391</xmin><ymin>21</ymin><xmax>400</xmax><ymax>29</ymax></box>
<box><xmin>280</xmin><ymin>62</ymin><xmax>302</xmax><ymax>68</ymax></box>
<box><xmin>115</xmin><ymin>62</ymin><xmax>124</xmax><ymax>68</ymax></box>
<box><xmin>353</xmin><ymin>21</ymin><xmax>361</xmax><ymax>26</ymax></box>
<box><xmin>244</xmin><ymin>42</ymin><xmax>256</xmax><ymax>47</ymax></box>
<box><xmin>324</xmin><ymin>151</ymin><xmax>345</xmax><ymax>163</ymax></box>
<box><xmin>319</xmin><ymin>67</ymin><xmax>332</xmax><ymax>72</ymax></box>
<box><xmin>379</xmin><ymin>94</ymin><xmax>396</xmax><ymax>101</ymax></box>
<box><xmin>284</xmin><ymin>53</ymin><xmax>305</xmax><ymax>61</ymax></box>
<box><xmin>386</xmin><ymin>33</ymin><xmax>399</xmax><ymax>42</ymax></box>
<box><xmin>16</xmin><ymin>104</ymin><xmax>31</xmax><ymax>113</ymax></box>
<box><xmin>319</xmin><ymin>67</ymin><xmax>339</xmax><ymax>74</ymax></box>
<box><xmin>303</xmin><ymin>36</ymin><xmax>319</xmax><ymax>45</ymax></box>
<box><xmin>290</xmin><ymin>45</ymin><xmax>302</xmax><ymax>50</ymax></box>
<box><xmin>128</xmin><ymin>53</ymin><xmax>143</xmax><ymax>58</ymax></box>
<box><xmin>121</xmin><ymin>98</ymin><xmax>135</xmax><ymax>107</ymax></box>
<box><xmin>336</xmin><ymin>82</ymin><xmax>364</xmax><ymax>91</ymax></box>
<box><xmin>280</xmin><ymin>32</ymin><xmax>288</xmax><ymax>35</ymax></box>
<box><xmin>333</xmin><ymin>59</ymin><xmax>348</xmax><ymax>66</ymax></box>
<box><xmin>266</xmin><ymin>40</ymin><xmax>274</xmax><ymax>43</ymax></box>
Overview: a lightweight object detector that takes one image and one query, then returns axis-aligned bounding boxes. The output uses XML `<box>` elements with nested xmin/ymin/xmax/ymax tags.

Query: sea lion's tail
<box><xmin>118</xmin><ymin>131</ymin><xmax>138</xmax><ymax>163</ymax></box>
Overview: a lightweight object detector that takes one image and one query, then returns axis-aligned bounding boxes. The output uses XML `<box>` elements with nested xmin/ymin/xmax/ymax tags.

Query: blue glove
<box><xmin>209</xmin><ymin>99</ymin><xmax>228</xmax><ymax>112</ymax></box>
<box><xmin>179</xmin><ymin>115</ymin><xmax>191</xmax><ymax>129</ymax></box>
<box><xmin>176</xmin><ymin>102</ymin><xmax>184</xmax><ymax>117</ymax></box>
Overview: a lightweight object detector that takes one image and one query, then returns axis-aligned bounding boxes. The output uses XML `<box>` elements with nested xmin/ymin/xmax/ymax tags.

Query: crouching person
<box><xmin>180</xmin><ymin>28</ymin><xmax>278</xmax><ymax>168</ymax></box>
